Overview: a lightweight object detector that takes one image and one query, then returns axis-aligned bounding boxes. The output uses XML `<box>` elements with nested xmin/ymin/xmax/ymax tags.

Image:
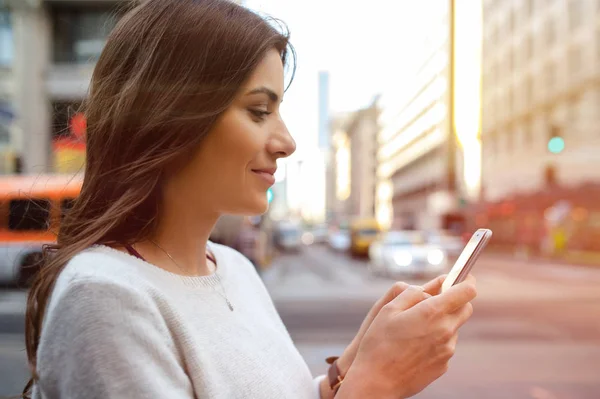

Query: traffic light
<box><xmin>267</xmin><ymin>188</ymin><xmax>274</xmax><ymax>203</ymax></box>
<box><xmin>547</xmin><ymin>126</ymin><xmax>564</xmax><ymax>154</ymax></box>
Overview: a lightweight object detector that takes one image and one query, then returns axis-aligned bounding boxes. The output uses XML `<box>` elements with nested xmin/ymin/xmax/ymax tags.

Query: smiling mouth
<box><xmin>252</xmin><ymin>169</ymin><xmax>276</xmax><ymax>186</ymax></box>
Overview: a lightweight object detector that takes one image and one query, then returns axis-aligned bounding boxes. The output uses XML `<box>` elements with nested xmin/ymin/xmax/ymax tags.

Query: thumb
<box><xmin>389</xmin><ymin>285</ymin><xmax>431</xmax><ymax>312</ymax></box>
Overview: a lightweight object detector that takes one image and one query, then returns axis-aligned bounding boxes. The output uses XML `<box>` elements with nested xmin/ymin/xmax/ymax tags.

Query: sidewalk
<box><xmin>487</xmin><ymin>247</ymin><xmax>600</xmax><ymax>268</ymax></box>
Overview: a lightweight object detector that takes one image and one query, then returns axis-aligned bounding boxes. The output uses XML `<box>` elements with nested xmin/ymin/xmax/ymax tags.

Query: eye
<box><xmin>249</xmin><ymin>109</ymin><xmax>272</xmax><ymax>121</ymax></box>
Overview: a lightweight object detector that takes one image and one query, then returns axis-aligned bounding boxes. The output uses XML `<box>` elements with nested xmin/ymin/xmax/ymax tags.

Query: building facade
<box><xmin>327</xmin><ymin>103</ymin><xmax>379</xmax><ymax>224</ymax></box>
<box><xmin>0</xmin><ymin>0</ymin><xmax>128</xmax><ymax>174</ymax></box>
<box><xmin>478</xmin><ymin>0</ymin><xmax>600</xmax><ymax>253</ymax></box>
<box><xmin>376</xmin><ymin>0</ymin><xmax>482</xmax><ymax>233</ymax></box>
<box><xmin>481</xmin><ymin>0</ymin><xmax>600</xmax><ymax>202</ymax></box>
<box><xmin>0</xmin><ymin>0</ymin><xmax>245</xmax><ymax>175</ymax></box>
<box><xmin>347</xmin><ymin>102</ymin><xmax>378</xmax><ymax>220</ymax></box>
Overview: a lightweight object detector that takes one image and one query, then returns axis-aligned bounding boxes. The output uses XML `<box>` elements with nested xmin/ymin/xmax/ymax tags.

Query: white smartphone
<box><xmin>441</xmin><ymin>228</ymin><xmax>493</xmax><ymax>292</ymax></box>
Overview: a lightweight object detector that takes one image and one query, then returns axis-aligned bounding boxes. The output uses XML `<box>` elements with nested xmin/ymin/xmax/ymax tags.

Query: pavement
<box><xmin>1</xmin><ymin>245</ymin><xmax>599</xmax><ymax>398</ymax></box>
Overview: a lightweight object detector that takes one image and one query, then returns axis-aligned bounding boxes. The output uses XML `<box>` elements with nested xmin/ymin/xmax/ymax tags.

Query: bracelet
<box><xmin>326</xmin><ymin>356</ymin><xmax>345</xmax><ymax>395</ymax></box>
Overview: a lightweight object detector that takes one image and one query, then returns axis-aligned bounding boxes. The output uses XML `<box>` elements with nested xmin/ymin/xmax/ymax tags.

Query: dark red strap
<box><xmin>206</xmin><ymin>252</ymin><xmax>216</xmax><ymax>264</ymax></box>
<box><xmin>124</xmin><ymin>244</ymin><xmax>145</xmax><ymax>260</ymax></box>
<box><xmin>123</xmin><ymin>244</ymin><xmax>216</xmax><ymax>264</ymax></box>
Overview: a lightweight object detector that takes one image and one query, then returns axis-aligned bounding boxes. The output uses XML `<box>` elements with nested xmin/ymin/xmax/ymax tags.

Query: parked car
<box><xmin>310</xmin><ymin>224</ymin><xmax>329</xmax><ymax>244</ymax></box>
<box><xmin>328</xmin><ymin>228</ymin><xmax>351</xmax><ymax>252</ymax></box>
<box><xmin>274</xmin><ymin>222</ymin><xmax>303</xmax><ymax>252</ymax></box>
<box><xmin>369</xmin><ymin>231</ymin><xmax>449</xmax><ymax>279</ymax></box>
<box><xmin>426</xmin><ymin>230</ymin><xmax>465</xmax><ymax>258</ymax></box>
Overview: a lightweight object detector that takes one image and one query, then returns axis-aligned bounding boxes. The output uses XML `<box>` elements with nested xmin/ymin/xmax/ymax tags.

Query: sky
<box><xmin>243</xmin><ymin>0</ymin><xmax>433</xmax><ymax>159</ymax></box>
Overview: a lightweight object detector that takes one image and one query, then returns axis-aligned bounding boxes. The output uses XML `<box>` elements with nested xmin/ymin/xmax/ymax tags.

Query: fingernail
<box><xmin>410</xmin><ymin>285</ymin><xmax>424</xmax><ymax>291</ymax></box>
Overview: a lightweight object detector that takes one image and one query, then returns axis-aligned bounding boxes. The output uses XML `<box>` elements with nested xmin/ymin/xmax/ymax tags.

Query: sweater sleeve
<box><xmin>35</xmin><ymin>278</ymin><xmax>193</xmax><ymax>399</ymax></box>
<box><xmin>313</xmin><ymin>375</ymin><xmax>326</xmax><ymax>398</ymax></box>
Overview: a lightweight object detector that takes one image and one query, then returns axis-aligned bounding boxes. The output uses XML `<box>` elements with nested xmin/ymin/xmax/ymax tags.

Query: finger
<box><xmin>423</xmin><ymin>274</ymin><xmax>447</xmax><ymax>296</ymax></box>
<box><xmin>451</xmin><ymin>302</ymin><xmax>474</xmax><ymax>330</ymax></box>
<box><xmin>384</xmin><ymin>281</ymin><xmax>411</xmax><ymax>303</ymax></box>
<box><xmin>388</xmin><ymin>285</ymin><xmax>430</xmax><ymax>312</ymax></box>
<box><xmin>365</xmin><ymin>281</ymin><xmax>411</xmax><ymax>322</ymax></box>
<box><xmin>370</xmin><ymin>281</ymin><xmax>410</xmax><ymax>312</ymax></box>
<box><xmin>424</xmin><ymin>280</ymin><xmax>477</xmax><ymax>314</ymax></box>
<box><xmin>460</xmin><ymin>274</ymin><xmax>476</xmax><ymax>286</ymax></box>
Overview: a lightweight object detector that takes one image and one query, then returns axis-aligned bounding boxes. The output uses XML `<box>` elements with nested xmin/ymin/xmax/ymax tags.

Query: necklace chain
<box><xmin>148</xmin><ymin>240</ymin><xmax>234</xmax><ymax>311</ymax></box>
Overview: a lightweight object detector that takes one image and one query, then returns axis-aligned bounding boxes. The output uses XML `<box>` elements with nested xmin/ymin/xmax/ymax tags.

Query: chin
<box><xmin>229</xmin><ymin>199</ymin><xmax>268</xmax><ymax>216</ymax></box>
<box><xmin>250</xmin><ymin>199</ymin><xmax>269</xmax><ymax>215</ymax></box>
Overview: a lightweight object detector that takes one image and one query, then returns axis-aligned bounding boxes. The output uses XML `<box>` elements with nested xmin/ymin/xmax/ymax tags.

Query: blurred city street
<box><xmin>267</xmin><ymin>245</ymin><xmax>600</xmax><ymax>399</ymax></box>
<box><xmin>3</xmin><ymin>245</ymin><xmax>599</xmax><ymax>398</ymax></box>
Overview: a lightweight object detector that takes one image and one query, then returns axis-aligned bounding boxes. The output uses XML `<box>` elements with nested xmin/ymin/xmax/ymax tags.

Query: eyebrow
<box><xmin>246</xmin><ymin>87</ymin><xmax>281</xmax><ymax>103</ymax></box>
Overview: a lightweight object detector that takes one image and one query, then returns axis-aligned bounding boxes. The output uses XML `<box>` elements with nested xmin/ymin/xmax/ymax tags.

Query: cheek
<box><xmin>200</xmin><ymin>112</ymin><xmax>264</xmax><ymax>177</ymax></box>
<box><xmin>219</xmin><ymin>114</ymin><xmax>265</xmax><ymax>162</ymax></box>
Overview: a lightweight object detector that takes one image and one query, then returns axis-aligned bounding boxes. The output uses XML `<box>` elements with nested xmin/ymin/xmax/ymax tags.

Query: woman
<box><xmin>24</xmin><ymin>1</ymin><xmax>477</xmax><ymax>398</ymax></box>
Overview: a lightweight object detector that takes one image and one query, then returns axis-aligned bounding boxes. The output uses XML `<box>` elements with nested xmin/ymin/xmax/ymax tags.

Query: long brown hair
<box><xmin>23</xmin><ymin>0</ymin><xmax>294</xmax><ymax>396</ymax></box>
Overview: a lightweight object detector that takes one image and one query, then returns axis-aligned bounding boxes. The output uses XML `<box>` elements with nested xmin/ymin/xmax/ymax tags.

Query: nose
<box><xmin>267</xmin><ymin>119</ymin><xmax>296</xmax><ymax>158</ymax></box>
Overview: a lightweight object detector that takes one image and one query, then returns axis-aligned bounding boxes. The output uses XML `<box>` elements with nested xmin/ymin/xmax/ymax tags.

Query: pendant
<box><xmin>226</xmin><ymin>299</ymin><xmax>234</xmax><ymax>311</ymax></box>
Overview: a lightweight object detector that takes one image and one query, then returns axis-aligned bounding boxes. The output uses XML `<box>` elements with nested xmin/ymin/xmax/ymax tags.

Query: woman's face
<box><xmin>167</xmin><ymin>49</ymin><xmax>295</xmax><ymax>217</ymax></box>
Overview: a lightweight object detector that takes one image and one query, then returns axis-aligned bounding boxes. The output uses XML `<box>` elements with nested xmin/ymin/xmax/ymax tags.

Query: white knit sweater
<box><xmin>32</xmin><ymin>243</ymin><xmax>323</xmax><ymax>399</ymax></box>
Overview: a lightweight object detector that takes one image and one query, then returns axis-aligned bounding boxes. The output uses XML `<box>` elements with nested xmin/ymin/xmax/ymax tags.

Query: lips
<box><xmin>252</xmin><ymin>168</ymin><xmax>276</xmax><ymax>186</ymax></box>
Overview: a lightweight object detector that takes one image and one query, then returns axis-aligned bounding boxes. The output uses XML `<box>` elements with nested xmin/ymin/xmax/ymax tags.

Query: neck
<box><xmin>145</xmin><ymin>209</ymin><xmax>220</xmax><ymax>276</ymax></box>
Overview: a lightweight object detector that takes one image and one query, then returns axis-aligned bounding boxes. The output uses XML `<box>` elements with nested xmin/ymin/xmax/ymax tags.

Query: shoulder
<box><xmin>46</xmin><ymin>246</ymin><xmax>163</xmax><ymax>324</ymax></box>
<box><xmin>58</xmin><ymin>245</ymin><xmax>148</xmax><ymax>287</ymax></box>
<box><xmin>210</xmin><ymin>241</ymin><xmax>260</xmax><ymax>277</ymax></box>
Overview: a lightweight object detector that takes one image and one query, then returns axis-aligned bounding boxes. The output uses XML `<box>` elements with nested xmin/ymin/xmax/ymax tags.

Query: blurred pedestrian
<box><xmin>236</xmin><ymin>217</ymin><xmax>263</xmax><ymax>274</ymax></box>
<box><xmin>22</xmin><ymin>1</ymin><xmax>477</xmax><ymax>398</ymax></box>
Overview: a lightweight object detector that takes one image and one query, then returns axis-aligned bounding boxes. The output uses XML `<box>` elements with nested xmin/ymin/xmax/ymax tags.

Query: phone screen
<box><xmin>441</xmin><ymin>231</ymin><xmax>486</xmax><ymax>292</ymax></box>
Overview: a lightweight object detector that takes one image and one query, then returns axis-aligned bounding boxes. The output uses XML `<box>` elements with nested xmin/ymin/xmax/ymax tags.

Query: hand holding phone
<box><xmin>441</xmin><ymin>229</ymin><xmax>492</xmax><ymax>292</ymax></box>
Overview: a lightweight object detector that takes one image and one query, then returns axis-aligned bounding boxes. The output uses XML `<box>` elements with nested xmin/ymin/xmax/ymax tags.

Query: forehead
<box><xmin>243</xmin><ymin>49</ymin><xmax>285</xmax><ymax>95</ymax></box>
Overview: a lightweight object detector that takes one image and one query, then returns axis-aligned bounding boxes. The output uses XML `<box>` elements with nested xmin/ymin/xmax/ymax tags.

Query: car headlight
<box><xmin>393</xmin><ymin>251</ymin><xmax>412</xmax><ymax>266</ymax></box>
<box><xmin>427</xmin><ymin>249</ymin><xmax>445</xmax><ymax>265</ymax></box>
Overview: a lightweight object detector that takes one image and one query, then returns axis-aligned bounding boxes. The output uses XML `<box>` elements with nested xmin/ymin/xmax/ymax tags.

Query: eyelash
<box><xmin>249</xmin><ymin>109</ymin><xmax>272</xmax><ymax>121</ymax></box>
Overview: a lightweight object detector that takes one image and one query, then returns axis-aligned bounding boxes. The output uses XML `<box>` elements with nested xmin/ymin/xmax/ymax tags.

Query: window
<box><xmin>545</xmin><ymin>62</ymin><xmax>555</xmax><ymax>89</ymax></box>
<box><xmin>525</xmin><ymin>0</ymin><xmax>534</xmax><ymax>18</ymax></box>
<box><xmin>546</xmin><ymin>18</ymin><xmax>555</xmax><ymax>46</ymax></box>
<box><xmin>0</xmin><ymin>100</ymin><xmax>12</xmax><ymax>144</ymax></box>
<box><xmin>52</xmin><ymin>6</ymin><xmax>123</xmax><ymax>64</ymax></box>
<box><xmin>525</xmin><ymin>75</ymin><xmax>533</xmax><ymax>105</ymax></box>
<box><xmin>569</xmin><ymin>46</ymin><xmax>581</xmax><ymax>74</ymax></box>
<box><xmin>523</xmin><ymin>119</ymin><xmax>533</xmax><ymax>147</ymax></box>
<box><xmin>9</xmin><ymin>199</ymin><xmax>51</xmax><ymax>231</ymax></box>
<box><xmin>505</xmin><ymin>128</ymin><xmax>514</xmax><ymax>153</ymax></box>
<box><xmin>524</xmin><ymin>33</ymin><xmax>533</xmax><ymax>61</ymax></box>
<box><xmin>0</xmin><ymin>11</ymin><xmax>12</xmax><ymax>66</ymax></box>
<box><xmin>490</xmin><ymin>26</ymin><xmax>497</xmax><ymax>48</ymax></box>
<box><xmin>509</xmin><ymin>8</ymin><xmax>516</xmax><ymax>34</ymax></box>
<box><xmin>598</xmin><ymin>28</ymin><xmax>600</xmax><ymax>60</ymax></box>
<box><xmin>568</xmin><ymin>0</ymin><xmax>583</xmax><ymax>31</ymax></box>
<box><xmin>487</xmin><ymin>134</ymin><xmax>495</xmax><ymax>156</ymax></box>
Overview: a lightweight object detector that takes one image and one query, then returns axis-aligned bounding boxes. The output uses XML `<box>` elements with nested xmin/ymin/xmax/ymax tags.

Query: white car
<box><xmin>274</xmin><ymin>224</ymin><xmax>303</xmax><ymax>252</ymax></box>
<box><xmin>426</xmin><ymin>230</ymin><xmax>464</xmax><ymax>258</ymax></box>
<box><xmin>369</xmin><ymin>231</ymin><xmax>448</xmax><ymax>279</ymax></box>
<box><xmin>328</xmin><ymin>229</ymin><xmax>350</xmax><ymax>252</ymax></box>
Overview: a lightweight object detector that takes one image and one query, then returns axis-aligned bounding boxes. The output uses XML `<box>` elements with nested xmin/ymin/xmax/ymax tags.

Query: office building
<box><xmin>479</xmin><ymin>0</ymin><xmax>600</xmax><ymax>249</ymax></box>
<box><xmin>376</xmin><ymin>0</ymin><xmax>482</xmax><ymax>232</ymax></box>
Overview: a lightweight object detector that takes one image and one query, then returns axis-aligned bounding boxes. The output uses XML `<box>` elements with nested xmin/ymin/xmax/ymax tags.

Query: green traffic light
<box><xmin>267</xmin><ymin>188</ymin><xmax>274</xmax><ymax>203</ymax></box>
<box><xmin>548</xmin><ymin>137</ymin><xmax>565</xmax><ymax>154</ymax></box>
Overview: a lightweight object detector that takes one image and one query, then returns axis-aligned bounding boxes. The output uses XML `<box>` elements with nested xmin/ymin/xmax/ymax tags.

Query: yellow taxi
<box><xmin>349</xmin><ymin>218</ymin><xmax>381</xmax><ymax>257</ymax></box>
